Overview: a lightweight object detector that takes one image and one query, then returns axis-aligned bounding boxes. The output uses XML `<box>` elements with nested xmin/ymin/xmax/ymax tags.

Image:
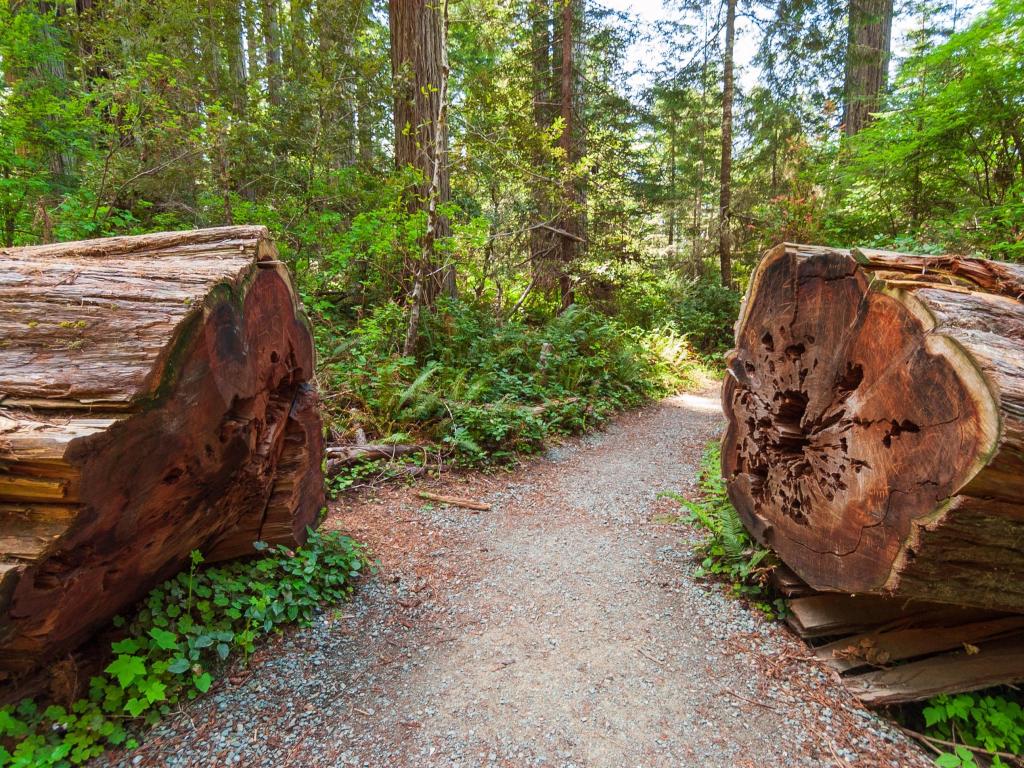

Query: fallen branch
<box><xmin>416</xmin><ymin>491</ymin><xmax>491</xmax><ymax>511</ymax></box>
<box><xmin>324</xmin><ymin>443</ymin><xmax>425</xmax><ymax>472</ymax></box>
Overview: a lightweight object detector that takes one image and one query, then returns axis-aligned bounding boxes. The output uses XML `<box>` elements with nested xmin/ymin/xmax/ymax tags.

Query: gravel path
<box><xmin>100</xmin><ymin>392</ymin><xmax>932</xmax><ymax>767</ymax></box>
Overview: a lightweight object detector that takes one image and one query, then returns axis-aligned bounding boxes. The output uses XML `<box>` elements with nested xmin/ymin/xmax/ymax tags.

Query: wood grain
<box><xmin>0</xmin><ymin>227</ymin><xmax>324</xmax><ymax>683</ymax></box>
<box><xmin>723</xmin><ymin>243</ymin><xmax>1024</xmax><ymax>611</ymax></box>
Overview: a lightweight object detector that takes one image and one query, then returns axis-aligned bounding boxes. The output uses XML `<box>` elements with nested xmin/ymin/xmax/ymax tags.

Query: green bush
<box><xmin>671</xmin><ymin>280</ymin><xmax>741</xmax><ymax>358</ymax></box>
<box><xmin>317</xmin><ymin>300</ymin><xmax>711</xmax><ymax>472</ymax></box>
<box><xmin>0</xmin><ymin>530</ymin><xmax>370</xmax><ymax>767</ymax></box>
<box><xmin>917</xmin><ymin>692</ymin><xmax>1024</xmax><ymax>767</ymax></box>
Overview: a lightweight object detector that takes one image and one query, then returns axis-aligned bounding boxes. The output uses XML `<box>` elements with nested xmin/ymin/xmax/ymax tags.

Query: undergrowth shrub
<box><xmin>316</xmin><ymin>300</ymin><xmax>712</xmax><ymax>473</ymax></box>
<box><xmin>909</xmin><ymin>691</ymin><xmax>1024</xmax><ymax>767</ymax></box>
<box><xmin>0</xmin><ymin>530</ymin><xmax>370</xmax><ymax>767</ymax></box>
<box><xmin>664</xmin><ymin>442</ymin><xmax>784</xmax><ymax>617</ymax></box>
<box><xmin>668</xmin><ymin>279</ymin><xmax>741</xmax><ymax>359</ymax></box>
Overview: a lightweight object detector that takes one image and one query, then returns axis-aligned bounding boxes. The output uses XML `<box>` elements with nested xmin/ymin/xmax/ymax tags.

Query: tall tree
<box><xmin>843</xmin><ymin>0</ymin><xmax>894</xmax><ymax>135</ymax></box>
<box><xmin>261</xmin><ymin>0</ymin><xmax>283</xmax><ymax>106</ymax></box>
<box><xmin>390</xmin><ymin>0</ymin><xmax>453</xmax><ymax>351</ymax></box>
<box><xmin>529</xmin><ymin>0</ymin><xmax>556</xmax><ymax>285</ymax></box>
<box><xmin>718</xmin><ymin>0</ymin><xmax>736</xmax><ymax>288</ymax></box>
<box><xmin>556</xmin><ymin>0</ymin><xmax>579</xmax><ymax>310</ymax></box>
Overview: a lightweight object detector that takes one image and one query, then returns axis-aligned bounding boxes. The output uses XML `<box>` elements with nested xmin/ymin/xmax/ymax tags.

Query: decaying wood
<box><xmin>784</xmin><ymin>579</ymin><xmax>1024</xmax><ymax>704</ymax></box>
<box><xmin>723</xmin><ymin>243</ymin><xmax>1024</xmax><ymax>612</ymax></box>
<box><xmin>324</xmin><ymin>443</ymin><xmax>425</xmax><ymax>471</ymax></box>
<box><xmin>0</xmin><ymin>226</ymin><xmax>324</xmax><ymax>680</ymax></box>
<box><xmin>416</xmin><ymin>492</ymin><xmax>491</xmax><ymax>511</ymax></box>
<box><xmin>845</xmin><ymin>637</ymin><xmax>1024</xmax><ymax>705</ymax></box>
<box><xmin>784</xmin><ymin>594</ymin><xmax>996</xmax><ymax>640</ymax></box>
<box><xmin>816</xmin><ymin>615</ymin><xmax>1024</xmax><ymax>673</ymax></box>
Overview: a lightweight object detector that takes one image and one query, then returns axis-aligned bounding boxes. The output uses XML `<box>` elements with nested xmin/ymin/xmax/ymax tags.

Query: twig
<box><xmin>826</xmin><ymin>740</ymin><xmax>850</xmax><ymax>767</ymax></box>
<box><xmin>723</xmin><ymin>689</ymin><xmax>779</xmax><ymax>712</ymax></box>
<box><xmin>637</xmin><ymin>648</ymin><xmax>666</xmax><ymax>667</ymax></box>
<box><xmin>896</xmin><ymin>725</ymin><xmax>1024</xmax><ymax>764</ymax></box>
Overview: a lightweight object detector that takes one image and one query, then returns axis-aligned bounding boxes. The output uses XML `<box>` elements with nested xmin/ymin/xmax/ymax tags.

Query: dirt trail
<box><xmin>104</xmin><ymin>392</ymin><xmax>931</xmax><ymax>768</ymax></box>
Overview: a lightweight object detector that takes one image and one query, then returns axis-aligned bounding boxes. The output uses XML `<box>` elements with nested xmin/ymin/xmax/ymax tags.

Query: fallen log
<box><xmin>0</xmin><ymin>226</ymin><xmax>324</xmax><ymax>679</ymax></box>
<box><xmin>722</xmin><ymin>243</ymin><xmax>1024</xmax><ymax>612</ymax></box>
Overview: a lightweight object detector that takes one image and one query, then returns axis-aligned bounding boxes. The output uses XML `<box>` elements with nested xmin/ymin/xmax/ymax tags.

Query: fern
<box><xmin>668</xmin><ymin>442</ymin><xmax>785</xmax><ymax>618</ymax></box>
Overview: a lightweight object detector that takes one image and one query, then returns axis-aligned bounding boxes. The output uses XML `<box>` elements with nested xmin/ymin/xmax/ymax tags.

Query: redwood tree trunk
<box><xmin>389</xmin><ymin>0</ymin><xmax>454</xmax><ymax>306</ymax></box>
<box><xmin>718</xmin><ymin>0</ymin><xmax>736</xmax><ymax>288</ymax></box>
<box><xmin>529</xmin><ymin>0</ymin><xmax>557</xmax><ymax>286</ymax></box>
<box><xmin>722</xmin><ymin>243</ymin><xmax>1024</xmax><ymax>612</ymax></box>
<box><xmin>843</xmin><ymin>0</ymin><xmax>894</xmax><ymax>136</ymax></box>
<box><xmin>556</xmin><ymin>0</ymin><xmax>577</xmax><ymax>311</ymax></box>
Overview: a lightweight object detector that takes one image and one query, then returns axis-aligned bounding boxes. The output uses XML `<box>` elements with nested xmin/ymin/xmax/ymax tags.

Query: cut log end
<box><xmin>722</xmin><ymin>244</ymin><xmax>1016</xmax><ymax>606</ymax></box>
<box><xmin>0</xmin><ymin>227</ymin><xmax>325</xmax><ymax>681</ymax></box>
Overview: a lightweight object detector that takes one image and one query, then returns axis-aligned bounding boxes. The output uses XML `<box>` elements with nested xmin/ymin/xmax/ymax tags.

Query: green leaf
<box><xmin>111</xmin><ymin>638</ymin><xmax>141</xmax><ymax>654</ymax></box>
<box><xmin>105</xmin><ymin>655</ymin><xmax>147</xmax><ymax>688</ymax></box>
<box><xmin>167</xmin><ymin>657</ymin><xmax>190</xmax><ymax>674</ymax></box>
<box><xmin>140</xmin><ymin>678</ymin><xmax>167</xmax><ymax>704</ymax></box>
<box><xmin>148</xmin><ymin>627</ymin><xmax>179</xmax><ymax>650</ymax></box>
<box><xmin>124</xmin><ymin>697</ymin><xmax>148</xmax><ymax>717</ymax></box>
<box><xmin>193</xmin><ymin>673</ymin><xmax>213</xmax><ymax>693</ymax></box>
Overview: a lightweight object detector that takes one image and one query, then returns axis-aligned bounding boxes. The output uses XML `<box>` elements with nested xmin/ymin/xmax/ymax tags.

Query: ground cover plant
<box><xmin>0</xmin><ymin>530</ymin><xmax>370</xmax><ymax>767</ymax></box>
<box><xmin>904</xmin><ymin>691</ymin><xmax>1024</xmax><ymax>768</ymax></box>
<box><xmin>664</xmin><ymin>442</ymin><xmax>785</xmax><ymax>618</ymax></box>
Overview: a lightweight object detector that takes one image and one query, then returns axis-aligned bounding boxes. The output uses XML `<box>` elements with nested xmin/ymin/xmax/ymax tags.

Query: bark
<box><xmin>718</xmin><ymin>0</ymin><xmax>736</xmax><ymax>288</ymax></box>
<box><xmin>667</xmin><ymin>106</ymin><xmax>677</xmax><ymax>247</ymax></box>
<box><xmin>260</xmin><ymin>0</ymin><xmax>282</xmax><ymax>106</ymax></box>
<box><xmin>843</xmin><ymin>0</ymin><xmax>894</xmax><ymax>136</ymax></box>
<box><xmin>529</xmin><ymin>0</ymin><xmax>557</xmax><ymax>284</ymax></box>
<box><xmin>722</xmin><ymin>243</ymin><xmax>1024</xmax><ymax>612</ymax></box>
<box><xmin>556</xmin><ymin>0</ymin><xmax>577</xmax><ymax>311</ymax></box>
<box><xmin>389</xmin><ymin>0</ymin><xmax>454</xmax><ymax>306</ymax></box>
<box><xmin>0</xmin><ymin>227</ymin><xmax>324</xmax><ymax>679</ymax></box>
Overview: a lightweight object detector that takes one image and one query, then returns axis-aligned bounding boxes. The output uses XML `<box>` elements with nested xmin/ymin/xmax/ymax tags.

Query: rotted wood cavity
<box><xmin>0</xmin><ymin>226</ymin><xmax>325</xmax><ymax>682</ymax></box>
<box><xmin>722</xmin><ymin>243</ymin><xmax>1024</xmax><ymax>612</ymax></box>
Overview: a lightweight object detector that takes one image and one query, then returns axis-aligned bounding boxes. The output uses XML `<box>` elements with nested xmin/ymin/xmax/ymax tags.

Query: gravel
<box><xmin>95</xmin><ymin>391</ymin><xmax>933</xmax><ymax>767</ymax></box>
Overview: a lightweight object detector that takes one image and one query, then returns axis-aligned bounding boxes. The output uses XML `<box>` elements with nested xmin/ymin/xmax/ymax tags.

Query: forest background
<box><xmin>1</xmin><ymin>0</ymin><xmax>1021</xmax><ymax>467</ymax></box>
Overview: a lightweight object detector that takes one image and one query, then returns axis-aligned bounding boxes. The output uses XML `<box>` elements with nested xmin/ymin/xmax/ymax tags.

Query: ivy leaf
<box><xmin>111</xmin><ymin>638</ymin><xmax>141</xmax><ymax>654</ymax></box>
<box><xmin>148</xmin><ymin>627</ymin><xmax>179</xmax><ymax>650</ymax></box>
<box><xmin>105</xmin><ymin>655</ymin><xmax>146</xmax><ymax>688</ymax></box>
<box><xmin>140</xmin><ymin>678</ymin><xmax>167</xmax><ymax>704</ymax></box>
<box><xmin>0</xmin><ymin>709</ymin><xmax>28</xmax><ymax>738</ymax></box>
<box><xmin>124</xmin><ymin>697</ymin><xmax>148</xmax><ymax>717</ymax></box>
<box><xmin>193</xmin><ymin>672</ymin><xmax>213</xmax><ymax>693</ymax></box>
<box><xmin>167</xmin><ymin>657</ymin><xmax>190</xmax><ymax>674</ymax></box>
<box><xmin>923</xmin><ymin>706</ymin><xmax>944</xmax><ymax>728</ymax></box>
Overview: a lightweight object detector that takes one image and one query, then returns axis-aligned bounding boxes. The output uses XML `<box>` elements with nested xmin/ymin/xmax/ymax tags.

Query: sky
<box><xmin>599</xmin><ymin>0</ymin><xmax>984</xmax><ymax>95</ymax></box>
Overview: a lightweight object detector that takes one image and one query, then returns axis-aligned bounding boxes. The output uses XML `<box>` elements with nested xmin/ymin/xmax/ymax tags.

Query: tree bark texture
<box><xmin>843</xmin><ymin>0</ymin><xmax>894</xmax><ymax>136</ymax></box>
<box><xmin>722</xmin><ymin>243</ymin><xmax>1024</xmax><ymax>612</ymax></box>
<box><xmin>0</xmin><ymin>226</ymin><xmax>324</xmax><ymax>679</ymax></box>
<box><xmin>718</xmin><ymin>0</ymin><xmax>736</xmax><ymax>289</ymax></box>
<box><xmin>529</xmin><ymin>0</ymin><xmax>558</xmax><ymax>287</ymax></box>
<box><xmin>556</xmin><ymin>0</ymin><xmax>578</xmax><ymax>311</ymax></box>
<box><xmin>389</xmin><ymin>0</ymin><xmax>454</xmax><ymax>305</ymax></box>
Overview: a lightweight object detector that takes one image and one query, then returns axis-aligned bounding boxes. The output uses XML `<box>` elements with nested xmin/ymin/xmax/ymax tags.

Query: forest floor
<box><xmin>100</xmin><ymin>391</ymin><xmax>932</xmax><ymax>768</ymax></box>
